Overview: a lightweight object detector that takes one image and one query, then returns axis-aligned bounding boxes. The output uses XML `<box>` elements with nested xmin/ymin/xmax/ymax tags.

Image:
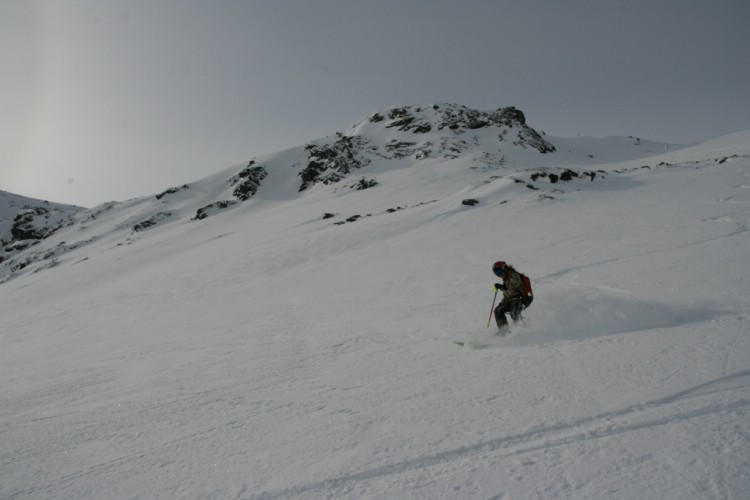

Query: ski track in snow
<box><xmin>250</xmin><ymin>369</ymin><xmax>750</xmax><ymax>499</ymax></box>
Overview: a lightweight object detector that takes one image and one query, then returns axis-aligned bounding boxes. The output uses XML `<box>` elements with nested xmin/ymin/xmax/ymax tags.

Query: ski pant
<box><xmin>494</xmin><ymin>297</ymin><xmax>523</xmax><ymax>329</ymax></box>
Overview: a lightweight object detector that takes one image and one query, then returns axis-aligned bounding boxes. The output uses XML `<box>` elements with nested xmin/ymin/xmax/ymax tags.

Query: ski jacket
<box><xmin>501</xmin><ymin>266</ymin><xmax>524</xmax><ymax>302</ymax></box>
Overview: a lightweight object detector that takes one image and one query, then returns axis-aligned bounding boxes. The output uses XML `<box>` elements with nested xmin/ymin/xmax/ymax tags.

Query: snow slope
<box><xmin>1</xmin><ymin>105</ymin><xmax>749</xmax><ymax>499</ymax></box>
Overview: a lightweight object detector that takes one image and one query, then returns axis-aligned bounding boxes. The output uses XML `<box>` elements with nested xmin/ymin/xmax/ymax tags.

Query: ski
<box><xmin>453</xmin><ymin>340</ymin><xmax>492</xmax><ymax>349</ymax></box>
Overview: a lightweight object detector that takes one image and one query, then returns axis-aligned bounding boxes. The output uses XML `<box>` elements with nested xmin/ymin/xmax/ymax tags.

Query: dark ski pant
<box><xmin>494</xmin><ymin>298</ymin><xmax>523</xmax><ymax>331</ymax></box>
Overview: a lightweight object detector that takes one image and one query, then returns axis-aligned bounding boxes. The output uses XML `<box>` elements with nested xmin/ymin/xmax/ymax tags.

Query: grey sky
<box><xmin>2</xmin><ymin>0</ymin><xmax>749</xmax><ymax>207</ymax></box>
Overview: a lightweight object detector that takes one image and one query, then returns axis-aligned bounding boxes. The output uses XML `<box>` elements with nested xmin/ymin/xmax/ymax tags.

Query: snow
<box><xmin>1</xmin><ymin>112</ymin><xmax>749</xmax><ymax>499</ymax></box>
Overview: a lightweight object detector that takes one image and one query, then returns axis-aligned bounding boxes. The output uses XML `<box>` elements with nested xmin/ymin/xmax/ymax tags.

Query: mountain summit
<box><xmin>349</xmin><ymin>103</ymin><xmax>556</xmax><ymax>154</ymax></box>
<box><xmin>297</xmin><ymin>103</ymin><xmax>555</xmax><ymax>191</ymax></box>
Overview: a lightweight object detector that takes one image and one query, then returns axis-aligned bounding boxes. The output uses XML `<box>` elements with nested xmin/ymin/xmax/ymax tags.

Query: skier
<box><xmin>492</xmin><ymin>261</ymin><xmax>531</xmax><ymax>334</ymax></box>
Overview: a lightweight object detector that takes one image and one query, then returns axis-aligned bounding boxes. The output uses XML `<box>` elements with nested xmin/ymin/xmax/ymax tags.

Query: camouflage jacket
<box><xmin>501</xmin><ymin>266</ymin><xmax>524</xmax><ymax>301</ymax></box>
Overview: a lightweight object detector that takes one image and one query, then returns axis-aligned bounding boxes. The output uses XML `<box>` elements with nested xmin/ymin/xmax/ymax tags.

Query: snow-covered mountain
<box><xmin>0</xmin><ymin>103</ymin><xmax>678</xmax><ymax>283</ymax></box>
<box><xmin>0</xmin><ymin>191</ymin><xmax>84</xmax><ymax>269</ymax></box>
<box><xmin>1</xmin><ymin>104</ymin><xmax>749</xmax><ymax>499</ymax></box>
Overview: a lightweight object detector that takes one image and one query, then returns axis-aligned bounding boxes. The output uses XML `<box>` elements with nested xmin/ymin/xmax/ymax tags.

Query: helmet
<box><xmin>492</xmin><ymin>261</ymin><xmax>507</xmax><ymax>277</ymax></box>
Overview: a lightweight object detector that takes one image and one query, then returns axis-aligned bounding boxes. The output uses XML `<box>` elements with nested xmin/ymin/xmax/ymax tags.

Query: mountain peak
<box><xmin>295</xmin><ymin>103</ymin><xmax>555</xmax><ymax>192</ymax></box>
<box><xmin>347</xmin><ymin>103</ymin><xmax>555</xmax><ymax>154</ymax></box>
<box><xmin>366</xmin><ymin>102</ymin><xmax>528</xmax><ymax>128</ymax></box>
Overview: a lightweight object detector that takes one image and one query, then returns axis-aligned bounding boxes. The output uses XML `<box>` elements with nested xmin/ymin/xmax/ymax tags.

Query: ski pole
<box><xmin>487</xmin><ymin>288</ymin><xmax>499</xmax><ymax>328</ymax></box>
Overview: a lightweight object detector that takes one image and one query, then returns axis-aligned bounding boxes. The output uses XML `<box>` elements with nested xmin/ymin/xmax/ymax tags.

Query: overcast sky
<box><xmin>2</xmin><ymin>0</ymin><xmax>749</xmax><ymax>207</ymax></box>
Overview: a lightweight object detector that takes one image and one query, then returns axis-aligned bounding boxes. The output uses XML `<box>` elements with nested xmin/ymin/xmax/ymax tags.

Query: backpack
<box><xmin>520</xmin><ymin>273</ymin><xmax>533</xmax><ymax>308</ymax></box>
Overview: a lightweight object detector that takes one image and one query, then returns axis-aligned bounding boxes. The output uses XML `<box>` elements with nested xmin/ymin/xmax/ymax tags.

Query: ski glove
<box><xmin>494</xmin><ymin>283</ymin><xmax>505</xmax><ymax>291</ymax></box>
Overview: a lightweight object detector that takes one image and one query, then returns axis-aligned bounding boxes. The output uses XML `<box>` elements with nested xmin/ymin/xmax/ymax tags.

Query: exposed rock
<box><xmin>351</xmin><ymin>177</ymin><xmax>378</xmax><ymax>191</ymax></box>
<box><xmin>193</xmin><ymin>201</ymin><xmax>237</xmax><ymax>220</ymax></box>
<box><xmin>155</xmin><ymin>184</ymin><xmax>190</xmax><ymax>200</ymax></box>
<box><xmin>560</xmin><ymin>170</ymin><xmax>577</xmax><ymax>181</ymax></box>
<box><xmin>299</xmin><ymin>135</ymin><xmax>371</xmax><ymax>191</ymax></box>
<box><xmin>374</xmin><ymin>104</ymin><xmax>556</xmax><ymax>154</ymax></box>
<box><xmin>132</xmin><ymin>211</ymin><xmax>172</xmax><ymax>232</ymax></box>
<box><xmin>1</xmin><ymin>193</ymin><xmax>93</xmax><ymax>280</ymax></box>
<box><xmin>230</xmin><ymin>162</ymin><xmax>268</xmax><ymax>201</ymax></box>
<box><xmin>529</xmin><ymin>169</ymin><xmax>598</xmax><ymax>185</ymax></box>
<box><xmin>385</xmin><ymin>140</ymin><xmax>418</xmax><ymax>159</ymax></box>
<box><xmin>11</xmin><ymin>207</ymin><xmax>52</xmax><ymax>240</ymax></box>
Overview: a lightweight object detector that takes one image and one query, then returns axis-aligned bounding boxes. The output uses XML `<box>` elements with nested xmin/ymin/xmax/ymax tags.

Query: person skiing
<box><xmin>492</xmin><ymin>261</ymin><xmax>531</xmax><ymax>334</ymax></box>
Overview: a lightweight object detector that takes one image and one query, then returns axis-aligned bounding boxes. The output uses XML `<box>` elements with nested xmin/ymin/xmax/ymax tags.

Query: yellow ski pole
<box><xmin>487</xmin><ymin>287</ymin><xmax>499</xmax><ymax>328</ymax></box>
